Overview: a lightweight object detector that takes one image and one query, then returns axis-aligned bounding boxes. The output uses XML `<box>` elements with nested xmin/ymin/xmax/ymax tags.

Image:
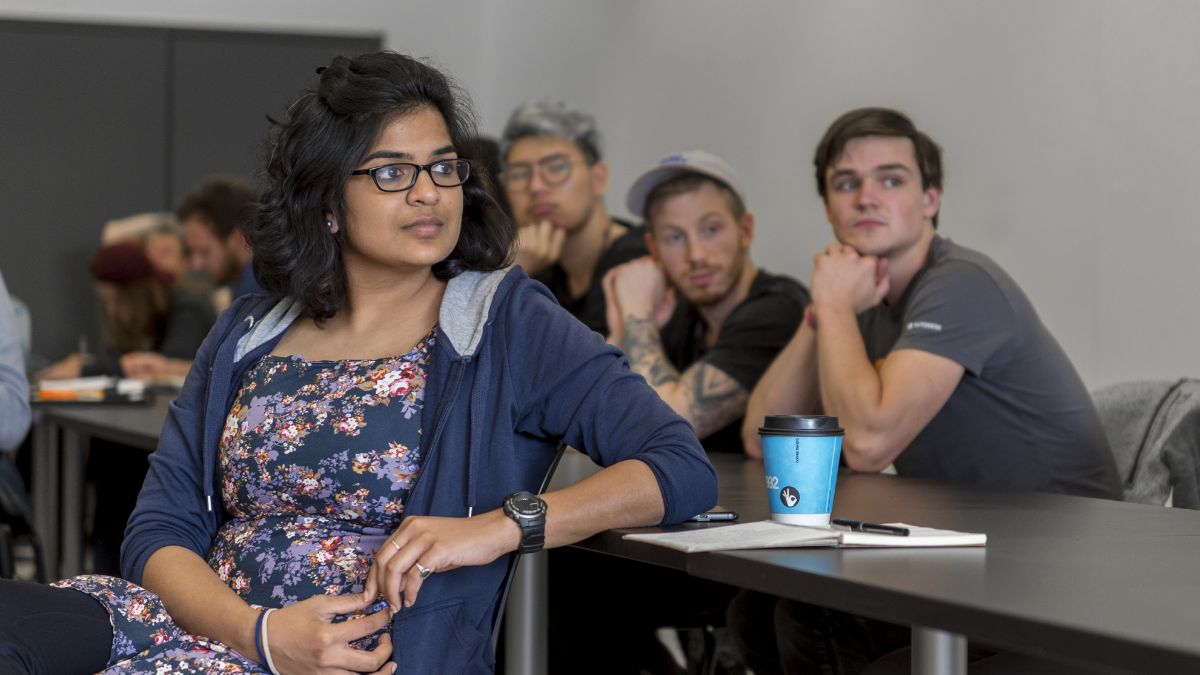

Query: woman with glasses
<box><xmin>0</xmin><ymin>51</ymin><xmax>716</xmax><ymax>674</ymax></box>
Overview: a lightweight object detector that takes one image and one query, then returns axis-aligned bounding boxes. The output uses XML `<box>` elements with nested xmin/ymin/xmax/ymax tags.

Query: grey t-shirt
<box><xmin>858</xmin><ymin>236</ymin><xmax>1120</xmax><ymax>498</ymax></box>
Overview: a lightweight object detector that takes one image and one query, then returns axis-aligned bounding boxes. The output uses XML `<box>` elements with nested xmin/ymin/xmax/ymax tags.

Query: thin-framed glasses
<box><xmin>351</xmin><ymin>159</ymin><xmax>472</xmax><ymax>192</ymax></box>
<box><xmin>503</xmin><ymin>154</ymin><xmax>575</xmax><ymax>191</ymax></box>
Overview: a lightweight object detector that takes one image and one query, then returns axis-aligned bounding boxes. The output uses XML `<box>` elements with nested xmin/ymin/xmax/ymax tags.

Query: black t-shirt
<box><xmin>858</xmin><ymin>236</ymin><xmax>1120</xmax><ymax>498</ymax></box>
<box><xmin>661</xmin><ymin>269</ymin><xmax>810</xmax><ymax>454</ymax></box>
<box><xmin>533</xmin><ymin>217</ymin><xmax>647</xmax><ymax>336</ymax></box>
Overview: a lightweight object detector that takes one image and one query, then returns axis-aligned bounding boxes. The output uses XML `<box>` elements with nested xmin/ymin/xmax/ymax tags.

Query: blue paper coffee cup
<box><xmin>758</xmin><ymin>415</ymin><xmax>844</xmax><ymax>526</ymax></box>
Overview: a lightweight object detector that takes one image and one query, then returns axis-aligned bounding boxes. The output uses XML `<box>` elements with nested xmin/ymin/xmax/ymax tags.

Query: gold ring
<box><xmin>390</xmin><ymin>540</ymin><xmax>402</xmax><ymax>552</ymax></box>
<box><xmin>415</xmin><ymin>562</ymin><xmax>433</xmax><ymax>579</ymax></box>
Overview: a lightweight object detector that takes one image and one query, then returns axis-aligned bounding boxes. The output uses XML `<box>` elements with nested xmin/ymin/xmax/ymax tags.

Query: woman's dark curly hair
<box><xmin>248</xmin><ymin>51</ymin><xmax>515</xmax><ymax>323</ymax></box>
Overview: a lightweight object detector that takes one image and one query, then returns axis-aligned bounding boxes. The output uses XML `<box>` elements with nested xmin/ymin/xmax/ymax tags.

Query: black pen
<box><xmin>831</xmin><ymin>518</ymin><xmax>910</xmax><ymax>536</ymax></box>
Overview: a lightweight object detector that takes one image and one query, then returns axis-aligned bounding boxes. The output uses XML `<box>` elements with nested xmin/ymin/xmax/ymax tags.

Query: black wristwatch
<box><xmin>503</xmin><ymin>491</ymin><xmax>547</xmax><ymax>554</ymax></box>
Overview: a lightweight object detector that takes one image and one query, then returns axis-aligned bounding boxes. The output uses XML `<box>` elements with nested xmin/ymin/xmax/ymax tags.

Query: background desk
<box><xmin>32</xmin><ymin>398</ymin><xmax>169</xmax><ymax>578</ymax></box>
<box><xmin>542</xmin><ymin>450</ymin><xmax>1200</xmax><ymax>675</ymax></box>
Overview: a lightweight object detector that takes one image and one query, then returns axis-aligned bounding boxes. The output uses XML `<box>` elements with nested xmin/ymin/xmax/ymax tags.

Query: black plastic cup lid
<box><xmin>758</xmin><ymin>414</ymin><xmax>844</xmax><ymax>436</ymax></box>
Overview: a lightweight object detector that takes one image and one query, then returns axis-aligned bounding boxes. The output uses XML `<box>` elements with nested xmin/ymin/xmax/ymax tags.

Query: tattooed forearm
<box><xmin>618</xmin><ymin>314</ymin><xmax>749</xmax><ymax>439</ymax></box>
<box><xmin>620</xmin><ymin>317</ymin><xmax>680</xmax><ymax>387</ymax></box>
<box><xmin>685</xmin><ymin>364</ymin><xmax>749</xmax><ymax>439</ymax></box>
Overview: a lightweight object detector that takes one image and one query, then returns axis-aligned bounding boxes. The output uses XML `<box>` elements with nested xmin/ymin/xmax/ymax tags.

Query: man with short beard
<box><xmin>178</xmin><ymin>176</ymin><xmax>261</xmax><ymax>313</ymax></box>
<box><xmin>605</xmin><ymin>151</ymin><xmax>809</xmax><ymax>454</ymax></box>
<box><xmin>562</xmin><ymin>151</ymin><xmax>808</xmax><ymax>674</ymax></box>
<box><xmin>501</xmin><ymin>100</ymin><xmax>646</xmax><ymax>335</ymax></box>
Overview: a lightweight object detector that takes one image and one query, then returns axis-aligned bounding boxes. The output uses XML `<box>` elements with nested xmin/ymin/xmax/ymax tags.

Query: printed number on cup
<box><xmin>765</xmin><ymin>475</ymin><xmax>780</xmax><ymax>490</ymax></box>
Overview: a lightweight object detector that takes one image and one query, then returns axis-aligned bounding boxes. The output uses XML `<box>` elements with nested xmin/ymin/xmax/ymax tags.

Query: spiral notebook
<box><xmin>623</xmin><ymin>520</ymin><xmax>986</xmax><ymax>553</ymax></box>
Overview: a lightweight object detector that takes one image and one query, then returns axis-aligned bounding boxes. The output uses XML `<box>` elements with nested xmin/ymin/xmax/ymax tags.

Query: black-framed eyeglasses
<box><xmin>503</xmin><ymin>154</ymin><xmax>575</xmax><ymax>191</ymax></box>
<box><xmin>351</xmin><ymin>159</ymin><xmax>472</xmax><ymax>192</ymax></box>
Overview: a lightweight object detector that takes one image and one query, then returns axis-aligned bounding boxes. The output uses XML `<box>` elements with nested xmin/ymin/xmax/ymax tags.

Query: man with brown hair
<box><xmin>732</xmin><ymin>107</ymin><xmax>1118</xmax><ymax>673</ymax></box>
<box><xmin>177</xmin><ymin>176</ymin><xmax>261</xmax><ymax>312</ymax></box>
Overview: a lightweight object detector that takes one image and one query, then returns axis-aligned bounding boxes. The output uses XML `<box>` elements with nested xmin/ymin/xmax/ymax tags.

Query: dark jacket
<box><xmin>84</xmin><ymin>288</ymin><xmax>215</xmax><ymax>376</ymax></box>
<box><xmin>121</xmin><ymin>267</ymin><xmax>717</xmax><ymax>672</ymax></box>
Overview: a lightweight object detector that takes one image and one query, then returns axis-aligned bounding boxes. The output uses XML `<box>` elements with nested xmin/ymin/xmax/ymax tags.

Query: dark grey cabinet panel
<box><xmin>169</xmin><ymin>30</ymin><xmax>379</xmax><ymax>199</ymax></box>
<box><xmin>0</xmin><ymin>22</ymin><xmax>169</xmax><ymax>362</ymax></box>
<box><xmin>0</xmin><ymin>20</ymin><xmax>380</xmax><ymax>364</ymax></box>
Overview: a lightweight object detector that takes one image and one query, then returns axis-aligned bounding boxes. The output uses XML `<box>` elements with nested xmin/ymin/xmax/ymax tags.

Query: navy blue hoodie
<box><xmin>121</xmin><ymin>267</ymin><xmax>718</xmax><ymax>672</ymax></box>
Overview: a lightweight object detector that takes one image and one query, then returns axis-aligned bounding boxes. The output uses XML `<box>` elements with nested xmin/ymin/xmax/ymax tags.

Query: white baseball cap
<box><xmin>625</xmin><ymin>150</ymin><xmax>747</xmax><ymax>218</ymax></box>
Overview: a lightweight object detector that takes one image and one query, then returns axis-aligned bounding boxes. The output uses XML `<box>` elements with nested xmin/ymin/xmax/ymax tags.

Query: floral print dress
<box><xmin>54</xmin><ymin>330</ymin><xmax>435</xmax><ymax>674</ymax></box>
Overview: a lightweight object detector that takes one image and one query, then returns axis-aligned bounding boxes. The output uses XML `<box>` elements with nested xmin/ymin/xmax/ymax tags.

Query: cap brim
<box><xmin>625</xmin><ymin>165</ymin><xmax>694</xmax><ymax>219</ymax></box>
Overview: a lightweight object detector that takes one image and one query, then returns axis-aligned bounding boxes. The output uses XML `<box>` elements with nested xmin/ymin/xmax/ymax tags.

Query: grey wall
<box><xmin>0</xmin><ymin>1</ymin><xmax>1196</xmax><ymax>388</ymax></box>
<box><xmin>0</xmin><ymin>18</ymin><xmax>378</xmax><ymax>363</ymax></box>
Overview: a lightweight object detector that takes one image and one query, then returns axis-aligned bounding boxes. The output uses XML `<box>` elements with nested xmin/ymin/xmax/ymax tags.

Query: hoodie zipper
<box><xmin>203</xmin><ymin>364</ymin><xmax>214</xmax><ymax>512</ymax></box>
<box><xmin>403</xmin><ymin>358</ymin><xmax>468</xmax><ymax>518</ymax></box>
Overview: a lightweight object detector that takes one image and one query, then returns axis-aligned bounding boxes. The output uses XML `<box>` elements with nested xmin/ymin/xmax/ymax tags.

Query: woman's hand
<box><xmin>514</xmin><ymin>219</ymin><xmax>566</xmax><ymax>278</ymax></box>
<box><xmin>364</xmin><ymin>510</ymin><xmax>520</xmax><ymax>611</ymax></box>
<box><xmin>266</xmin><ymin>593</ymin><xmax>395</xmax><ymax>675</ymax></box>
<box><xmin>120</xmin><ymin>352</ymin><xmax>168</xmax><ymax>379</ymax></box>
<box><xmin>35</xmin><ymin>353</ymin><xmax>85</xmax><ymax>381</ymax></box>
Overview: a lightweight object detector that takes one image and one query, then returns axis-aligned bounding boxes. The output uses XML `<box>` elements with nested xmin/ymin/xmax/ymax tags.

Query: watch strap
<box><xmin>505</xmin><ymin>491</ymin><xmax>547</xmax><ymax>555</ymax></box>
<box><xmin>517</xmin><ymin>519</ymin><xmax>545</xmax><ymax>554</ymax></box>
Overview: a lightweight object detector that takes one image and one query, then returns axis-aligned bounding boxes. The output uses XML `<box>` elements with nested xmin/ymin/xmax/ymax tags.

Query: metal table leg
<box><xmin>504</xmin><ymin>549</ymin><xmax>548</xmax><ymax>675</ymax></box>
<box><xmin>31</xmin><ymin>421</ymin><xmax>60</xmax><ymax>578</ymax></box>
<box><xmin>60</xmin><ymin>428</ymin><xmax>86</xmax><ymax>578</ymax></box>
<box><xmin>912</xmin><ymin>625</ymin><xmax>966</xmax><ymax>675</ymax></box>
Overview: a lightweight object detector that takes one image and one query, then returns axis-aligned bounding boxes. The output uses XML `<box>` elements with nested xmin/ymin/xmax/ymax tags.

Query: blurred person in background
<box><xmin>0</xmin><ymin>269</ymin><xmax>30</xmax><ymax>455</ymax></box>
<box><xmin>177</xmin><ymin>176</ymin><xmax>262</xmax><ymax>313</ymax></box>
<box><xmin>36</xmin><ymin>242</ymin><xmax>214</xmax><ymax>382</ymax></box>
<box><xmin>500</xmin><ymin>99</ymin><xmax>647</xmax><ymax>335</ymax></box>
<box><xmin>142</xmin><ymin>220</ymin><xmax>192</xmax><ymax>288</ymax></box>
<box><xmin>33</xmin><ymin>243</ymin><xmax>216</xmax><ymax>575</ymax></box>
<box><xmin>101</xmin><ymin>212</ymin><xmax>202</xmax><ymax>289</ymax></box>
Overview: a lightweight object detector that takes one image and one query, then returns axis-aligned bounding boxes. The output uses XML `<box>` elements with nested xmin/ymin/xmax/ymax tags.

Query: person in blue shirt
<box><xmin>0</xmin><ymin>270</ymin><xmax>30</xmax><ymax>455</ymax></box>
<box><xmin>0</xmin><ymin>51</ymin><xmax>716</xmax><ymax>675</ymax></box>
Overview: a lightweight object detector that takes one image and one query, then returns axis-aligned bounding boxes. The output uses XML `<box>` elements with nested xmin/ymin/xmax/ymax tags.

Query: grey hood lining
<box><xmin>234</xmin><ymin>297</ymin><xmax>304</xmax><ymax>362</ymax></box>
<box><xmin>436</xmin><ymin>269</ymin><xmax>509</xmax><ymax>358</ymax></box>
<box><xmin>233</xmin><ymin>268</ymin><xmax>510</xmax><ymax>362</ymax></box>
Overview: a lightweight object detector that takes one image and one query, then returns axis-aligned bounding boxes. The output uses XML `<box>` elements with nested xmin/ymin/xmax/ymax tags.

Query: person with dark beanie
<box><xmin>36</xmin><ymin>242</ymin><xmax>214</xmax><ymax>382</ymax></box>
<box><xmin>34</xmin><ymin>242</ymin><xmax>215</xmax><ymax>576</ymax></box>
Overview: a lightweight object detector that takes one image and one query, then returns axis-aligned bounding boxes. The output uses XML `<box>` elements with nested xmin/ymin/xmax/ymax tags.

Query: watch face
<box><xmin>510</xmin><ymin>492</ymin><xmax>545</xmax><ymax>516</ymax></box>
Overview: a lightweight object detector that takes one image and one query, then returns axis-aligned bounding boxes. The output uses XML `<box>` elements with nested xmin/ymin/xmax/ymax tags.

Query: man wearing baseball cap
<box><xmin>553</xmin><ymin>155</ymin><xmax>807</xmax><ymax>672</ymax></box>
<box><xmin>604</xmin><ymin>150</ymin><xmax>810</xmax><ymax>454</ymax></box>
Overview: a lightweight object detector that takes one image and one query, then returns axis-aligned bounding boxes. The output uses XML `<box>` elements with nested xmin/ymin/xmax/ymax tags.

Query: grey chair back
<box><xmin>1091</xmin><ymin>378</ymin><xmax>1200</xmax><ymax>508</ymax></box>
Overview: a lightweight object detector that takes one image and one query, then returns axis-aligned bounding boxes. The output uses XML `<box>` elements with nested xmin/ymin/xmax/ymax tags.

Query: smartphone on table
<box><xmin>687</xmin><ymin>507</ymin><xmax>739</xmax><ymax>522</ymax></box>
